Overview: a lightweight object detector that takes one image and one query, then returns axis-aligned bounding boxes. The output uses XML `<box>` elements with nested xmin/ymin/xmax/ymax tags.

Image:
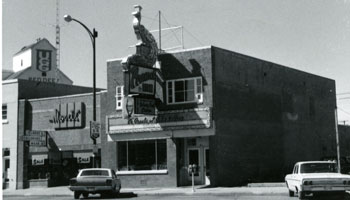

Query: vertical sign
<box><xmin>36</xmin><ymin>49</ymin><xmax>52</xmax><ymax>73</ymax></box>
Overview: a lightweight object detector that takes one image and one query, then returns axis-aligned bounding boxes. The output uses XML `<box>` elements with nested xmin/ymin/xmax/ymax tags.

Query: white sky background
<box><xmin>2</xmin><ymin>0</ymin><xmax>350</xmax><ymax>123</ymax></box>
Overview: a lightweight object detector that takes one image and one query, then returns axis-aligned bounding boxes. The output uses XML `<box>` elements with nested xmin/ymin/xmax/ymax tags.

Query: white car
<box><xmin>69</xmin><ymin>168</ymin><xmax>121</xmax><ymax>199</ymax></box>
<box><xmin>285</xmin><ymin>161</ymin><xmax>350</xmax><ymax>199</ymax></box>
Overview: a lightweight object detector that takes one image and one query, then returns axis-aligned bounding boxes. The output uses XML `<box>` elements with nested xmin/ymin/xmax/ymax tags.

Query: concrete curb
<box><xmin>3</xmin><ymin>190</ymin><xmax>288</xmax><ymax>197</ymax></box>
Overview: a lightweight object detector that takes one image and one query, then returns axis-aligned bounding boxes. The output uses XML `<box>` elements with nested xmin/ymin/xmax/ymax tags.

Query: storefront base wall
<box><xmin>117</xmin><ymin>173</ymin><xmax>176</xmax><ymax>188</ymax></box>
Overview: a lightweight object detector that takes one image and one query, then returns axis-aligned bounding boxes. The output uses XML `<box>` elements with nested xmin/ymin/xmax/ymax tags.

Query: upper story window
<box><xmin>2</xmin><ymin>104</ymin><xmax>8</xmax><ymax>122</ymax></box>
<box><xmin>166</xmin><ymin>77</ymin><xmax>203</xmax><ymax>104</ymax></box>
<box><xmin>115</xmin><ymin>86</ymin><xmax>124</xmax><ymax>110</ymax></box>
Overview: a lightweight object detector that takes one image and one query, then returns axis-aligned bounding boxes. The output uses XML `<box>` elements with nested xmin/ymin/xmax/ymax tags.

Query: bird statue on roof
<box><xmin>122</xmin><ymin>5</ymin><xmax>158</xmax><ymax>68</ymax></box>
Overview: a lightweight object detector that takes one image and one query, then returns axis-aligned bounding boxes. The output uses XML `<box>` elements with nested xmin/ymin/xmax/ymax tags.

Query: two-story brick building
<box><xmin>101</xmin><ymin>7</ymin><xmax>338</xmax><ymax>187</ymax></box>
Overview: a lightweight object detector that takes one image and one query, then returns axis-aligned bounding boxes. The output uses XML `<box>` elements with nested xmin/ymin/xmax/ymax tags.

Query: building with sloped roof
<box><xmin>3</xmin><ymin>38</ymin><xmax>72</xmax><ymax>85</ymax></box>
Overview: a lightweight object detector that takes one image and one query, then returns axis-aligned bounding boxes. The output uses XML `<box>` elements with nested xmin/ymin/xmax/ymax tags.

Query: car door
<box><xmin>289</xmin><ymin>165</ymin><xmax>298</xmax><ymax>191</ymax></box>
<box><xmin>111</xmin><ymin>170</ymin><xmax>120</xmax><ymax>188</ymax></box>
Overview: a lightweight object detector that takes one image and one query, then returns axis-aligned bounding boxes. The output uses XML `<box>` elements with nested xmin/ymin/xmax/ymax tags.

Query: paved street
<box><xmin>3</xmin><ymin>193</ymin><xmax>350</xmax><ymax>200</ymax></box>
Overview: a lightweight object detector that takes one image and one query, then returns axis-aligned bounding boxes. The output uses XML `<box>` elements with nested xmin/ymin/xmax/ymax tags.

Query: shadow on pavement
<box><xmin>80</xmin><ymin>192</ymin><xmax>138</xmax><ymax>199</ymax></box>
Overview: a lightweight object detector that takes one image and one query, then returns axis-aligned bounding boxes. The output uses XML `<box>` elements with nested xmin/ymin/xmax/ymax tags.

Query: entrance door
<box><xmin>187</xmin><ymin>148</ymin><xmax>201</xmax><ymax>184</ymax></box>
<box><xmin>204</xmin><ymin>148</ymin><xmax>210</xmax><ymax>185</ymax></box>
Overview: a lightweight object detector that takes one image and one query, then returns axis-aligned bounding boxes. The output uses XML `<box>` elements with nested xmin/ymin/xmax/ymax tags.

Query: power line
<box><xmin>183</xmin><ymin>27</ymin><xmax>205</xmax><ymax>46</ymax></box>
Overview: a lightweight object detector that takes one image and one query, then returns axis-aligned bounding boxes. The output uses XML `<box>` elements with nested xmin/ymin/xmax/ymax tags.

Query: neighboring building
<box><xmin>3</xmin><ymin>38</ymin><xmax>72</xmax><ymax>85</ymax></box>
<box><xmin>2</xmin><ymin>79</ymin><xmax>101</xmax><ymax>189</ymax></box>
<box><xmin>338</xmin><ymin>125</ymin><xmax>350</xmax><ymax>174</ymax></box>
<box><xmin>2</xmin><ymin>38</ymin><xmax>103</xmax><ymax>189</ymax></box>
<box><xmin>23</xmin><ymin>91</ymin><xmax>106</xmax><ymax>188</ymax></box>
<box><xmin>101</xmin><ymin>7</ymin><xmax>338</xmax><ymax>187</ymax></box>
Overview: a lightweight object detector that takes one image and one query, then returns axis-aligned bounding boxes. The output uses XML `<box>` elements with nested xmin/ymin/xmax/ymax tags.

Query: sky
<box><xmin>2</xmin><ymin>0</ymin><xmax>350</xmax><ymax>123</ymax></box>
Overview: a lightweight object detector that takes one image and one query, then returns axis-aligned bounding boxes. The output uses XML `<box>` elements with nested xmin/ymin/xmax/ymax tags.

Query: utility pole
<box><xmin>335</xmin><ymin>107</ymin><xmax>341</xmax><ymax>173</ymax></box>
<box><xmin>159</xmin><ymin>10</ymin><xmax>161</xmax><ymax>52</ymax></box>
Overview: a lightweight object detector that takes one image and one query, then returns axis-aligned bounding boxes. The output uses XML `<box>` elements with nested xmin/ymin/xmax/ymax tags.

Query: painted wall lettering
<box><xmin>36</xmin><ymin>49</ymin><xmax>52</xmax><ymax>72</ymax></box>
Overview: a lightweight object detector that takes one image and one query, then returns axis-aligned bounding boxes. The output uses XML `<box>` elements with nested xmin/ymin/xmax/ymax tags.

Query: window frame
<box><xmin>166</xmin><ymin>77</ymin><xmax>203</xmax><ymax>105</ymax></box>
<box><xmin>115</xmin><ymin>86</ymin><xmax>124</xmax><ymax>110</ymax></box>
<box><xmin>2</xmin><ymin>104</ymin><xmax>8</xmax><ymax>123</ymax></box>
<box><xmin>117</xmin><ymin>139</ymin><xmax>167</xmax><ymax>174</ymax></box>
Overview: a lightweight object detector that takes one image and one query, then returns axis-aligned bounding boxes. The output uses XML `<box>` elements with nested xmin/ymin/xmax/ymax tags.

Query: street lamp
<box><xmin>64</xmin><ymin>14</ymin><xmax>98</xmax><ymax>167</ymax></box>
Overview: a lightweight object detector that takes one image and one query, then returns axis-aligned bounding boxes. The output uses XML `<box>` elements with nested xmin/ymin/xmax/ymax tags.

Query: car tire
<box><xmin>82</xmin><ymin>192</ymin><xmax>88</xmax><ymax>198</ymax></box>
<box><xmin>288</xmin><ymin>189</ymin><xmax>294</xmax><ymax>197</ymax></box>
<box><xmin>74</xmin><ymin>191</ymin><xmax>80</xmax><ymax>199</ymax></box>
<box><xmin>298</xmin><ymin>191</ymin><xmax>305</xmax><ymax>200</ymax></box>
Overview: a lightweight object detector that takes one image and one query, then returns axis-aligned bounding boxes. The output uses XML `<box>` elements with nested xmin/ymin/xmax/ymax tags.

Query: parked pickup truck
<box><xmin>69</xmin><ymin>168</ymin><xmax>121</xmax><ymax>199</ymax></box>
<box><xmin>285</xmin><ymin>161</ymin><xmax>350</xmax><ymax>199</ymax></box>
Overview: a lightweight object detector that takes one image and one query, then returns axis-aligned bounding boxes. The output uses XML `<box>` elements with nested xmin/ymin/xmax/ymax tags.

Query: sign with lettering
<box><xmin>108</xmin><ymin>107</ymin><xmax>211</xmax><ymax>134</ymax></box>
<box><xmin>50</xmin><ymin>102</ymin><xmax>83</xmax><ymax>129</ymax></box>
<box><xmin>24</xmin><ymin>130</ymin><xmax>47</xmax><ymax>146</ymax></box>
<box><xmin>129</xmin><ymin>65</ymin><xmax>156</xmax><ymax>95</ymax></box>
<box><xmin>32</xmin><ymin>154</ymin><xmax>48</xmax><ymax>166</ymax></box>
<box><xmin>36</xmin><ymin>49</ymin><xmax>52</xmax><ymax>72</ymax></box>
<box><xmin>90</xmin><ymin>121</ymin><xmax>100</xmax><ymax>139</ymax></box>
<box><xmin>135</xmin><ymin>98</ymin><xmax>155</xmax><ymax>115</ymax></box>
<box><xmin>74</xmin><ymin>152</ymin><xmax>92</xmax><ymax>164</ymax></box>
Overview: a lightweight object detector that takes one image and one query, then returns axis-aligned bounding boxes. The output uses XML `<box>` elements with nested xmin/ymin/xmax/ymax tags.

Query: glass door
<box><xmin>187</xmin><ymin>148</ymin><xmax>201</xmax><ymax>184</ymax></box>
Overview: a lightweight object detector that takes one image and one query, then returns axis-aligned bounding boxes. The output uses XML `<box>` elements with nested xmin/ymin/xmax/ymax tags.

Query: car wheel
<box><xmin>74</xmin><ymin>191</ymin><xmax>81</xmax><ymax>199</ymax></box>
<box><xmin>298</xmin><ymin>191</ymin><xmax>305</xmax><ymax>200</ymax></box>
<box><xmin>288</xmin><ymin>189</ymin><xmax>294</xmax><ymax>197</ymax></box>
<box><xmin>82</xmin><ymin>192</ymin><xmax>88</xmax><ymax>198</ymax></box>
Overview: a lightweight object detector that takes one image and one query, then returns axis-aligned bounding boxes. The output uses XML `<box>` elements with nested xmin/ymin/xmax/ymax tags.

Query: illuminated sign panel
<box><xmin>108</xmin><ymin>107</ymin><xmax>211</xmax><ymax>134</ymax></box>
<box><xmin>128</xmin><ymin>65</ymin><xmax>156</xmax><ymax>95</ymax></box>
<box><xmin>134</xmin><ymin>98</ymin><xmax>155</xmax><ymax>115</ymax></box>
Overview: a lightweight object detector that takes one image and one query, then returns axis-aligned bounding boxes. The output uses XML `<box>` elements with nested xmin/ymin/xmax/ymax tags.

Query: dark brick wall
<box><xmin>211</xmin><ymin>46</ymin><xmax>337</xmax><ymax>186</ymax></box>
<box><xmin>339</xmin><ymin>125</ymin><xmax>350</xmax><ymax>159</ymax></box>
<box><xmin>157</xmin><ymin>48</ymin><xmax>213</xmax><ymax>110</ymax></box>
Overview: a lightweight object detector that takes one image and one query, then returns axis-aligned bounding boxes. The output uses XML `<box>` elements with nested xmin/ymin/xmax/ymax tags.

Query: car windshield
<box><xmin>80</xmin><ymin>170</ymin><xmax>109</xmax><ymax>176</ymax></box>
<box><xmin>300</xmin><ymin>163</ymin><xmax>337</xmax><ymax>173</ymax></box>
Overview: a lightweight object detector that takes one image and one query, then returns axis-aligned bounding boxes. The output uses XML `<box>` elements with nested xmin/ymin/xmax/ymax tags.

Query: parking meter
<box><xmin>188</xmin><ymin>164</ymin><xmax>197</xmax><ymax>192</ymax></box>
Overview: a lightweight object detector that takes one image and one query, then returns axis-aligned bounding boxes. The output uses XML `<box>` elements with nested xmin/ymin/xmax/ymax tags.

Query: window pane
<box><xmin>118</xmin><ymin>142</ymin><xmax>128</xmax><ymax>171</ymax></box>
<box><xmin>128</xmin><ymin>140</ymin><xmax>156</xmax><ymax>170</ymax></box>
<box><xmin>2</xmin><ymin>105</ymin><xmax>7</xmax><ymax>120</ymax></box>
<box><xmin>175</xmin><ymin>80</ymin><xmax>184</xmax><ymax>91</ymax></box>
<box><xmin>185</xmin><ymin>90</ymin><xmax>195</xmax><ymax>101</ymax></box>
<box><xmin>157</xmin><ymin>140</ymin><xmax>167</xmax><ymax>170</ymax></box>
<box><xmin>175</xmin><ymin>91</ymin><xmax>185</xmax><ymax>102</ymax></box>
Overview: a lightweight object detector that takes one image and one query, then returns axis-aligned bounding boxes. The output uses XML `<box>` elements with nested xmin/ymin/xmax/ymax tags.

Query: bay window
<box><xmin>166</xmin><ymin>77</ymin><xmax>203</xmax><ymax>104</ymax></box>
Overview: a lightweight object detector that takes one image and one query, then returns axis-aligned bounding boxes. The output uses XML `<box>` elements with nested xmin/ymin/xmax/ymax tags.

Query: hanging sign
<box><xmin>128</xmin><ymin>65</ymin><xmax>156</xmax><ymax>95</ymax></box>
<box><xmin>90</xmin><ymin>121</ymin><xmax>100</xmax><ymax>139</ymax></box>
<box><xmin>24</xmin><ymin>130</ymin><xmax>47</xmax><ymax>146</ymax></box>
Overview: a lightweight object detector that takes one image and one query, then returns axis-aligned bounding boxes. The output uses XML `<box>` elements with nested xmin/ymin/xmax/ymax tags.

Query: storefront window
<box><xmin>117</xmin><ymin>139</ymin><xmax>167</xmax><ymax>171</ymax></box>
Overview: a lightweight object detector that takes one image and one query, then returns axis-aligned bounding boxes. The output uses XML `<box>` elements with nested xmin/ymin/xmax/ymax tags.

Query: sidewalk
<box><xmin>2</xmin><ymin>183</ymin><xmax>288</xmax><ymax>197</ymax></box>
